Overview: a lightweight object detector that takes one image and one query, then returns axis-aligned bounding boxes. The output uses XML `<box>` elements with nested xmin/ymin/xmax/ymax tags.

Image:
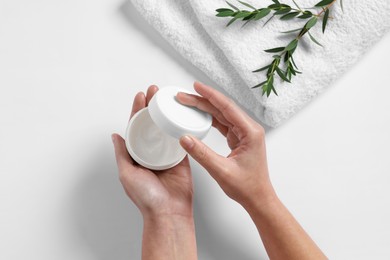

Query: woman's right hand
<box><xmin>177</xmin><ymin>81</ymin><xmax>276</xmax><ymax>209</ymax></box>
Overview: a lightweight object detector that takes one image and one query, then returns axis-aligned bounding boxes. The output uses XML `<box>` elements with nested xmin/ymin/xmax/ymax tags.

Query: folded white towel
<box><xmin>129</xmin><ymin>0</ymin><xmax>390</xmax><ymax>127</ymax></box>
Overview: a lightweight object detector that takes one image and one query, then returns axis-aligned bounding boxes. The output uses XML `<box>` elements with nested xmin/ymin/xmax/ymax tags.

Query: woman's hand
<box><xmin>112</xmin><ymin>85</ymin><xmax>193</xmax><ymax>219</ymax></box>
<box><xmin>177</xmin><ymin>81</ymin><xmax>275</xmax><ymax>208</ymax></box>
<box><xmin>112</xmin><ymin>85</ymin><xmax>197</xmax><ymax>260</ymax></box>
<box><xmin>177</xmin><ymin>81</ymin><xmax>326</xmax><ymax>260</ymax></box>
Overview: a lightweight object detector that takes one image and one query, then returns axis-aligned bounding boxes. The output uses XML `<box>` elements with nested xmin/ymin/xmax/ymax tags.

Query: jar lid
<box><xmin>148</xmin><ymin>86</ymin><xmax>212</xmax><ymax>140</ymax></box>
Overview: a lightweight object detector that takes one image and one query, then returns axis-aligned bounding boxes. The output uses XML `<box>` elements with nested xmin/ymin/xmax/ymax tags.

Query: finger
<box><xmin>176</xmin><ymin>92</ymin><xmax>230</xmax><ymax>127</ymax></box>
<box><xmin>212</xmin><ymin>117</ymin><xmax>228</xmax><ymax>137</ymax></box>
<box><xmin>146</xmin><ymin>85</ymin><xmax>158</xmax><ymax>105</ymax></box>
<box><xmin>193</xmin><ymin>81</ymin><xmax>252</xmax><ymax>130</ymax></box>
<box><xmin>111</xmin><ymin>133</ymin><xmax>135</xmax><ymax>171</ymax></box>
<box><xmin>180</xmin><ymin>135</ymin><xmax>226</xmax><ymax>178</ymax></box>
<box><xmin>130</xmin><ymin>92</ymin><xmax>146</xmax><ymax>120</ymax></box>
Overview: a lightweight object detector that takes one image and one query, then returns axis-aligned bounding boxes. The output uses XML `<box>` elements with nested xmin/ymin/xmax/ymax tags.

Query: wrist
<box><xmin>143</xmin><ymin>213</ymin><xmax>195</xmax><ymax>226</ymax></box>
<box><xmin>241</xmin><ymin>183</ymin><xmax>279</xmax><ymax>215</ymax></box>
<box><xmin>142</xmin><ymin>214</ymin><xmax>197</xmax><ymax>260</ymax></box>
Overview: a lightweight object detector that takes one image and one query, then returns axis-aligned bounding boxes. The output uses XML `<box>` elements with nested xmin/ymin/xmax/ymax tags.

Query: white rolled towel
<box><xmin>129</xmin><ymin>0</ymin><xmax>390</xmax><ymax>127</ymax></box>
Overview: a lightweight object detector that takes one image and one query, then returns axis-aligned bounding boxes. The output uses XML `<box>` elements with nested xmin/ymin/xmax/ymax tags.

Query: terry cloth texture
<box><xmin>129</xmin><ymin>0</ymin><xmax>390</xmax><ymax>127</ymax></box>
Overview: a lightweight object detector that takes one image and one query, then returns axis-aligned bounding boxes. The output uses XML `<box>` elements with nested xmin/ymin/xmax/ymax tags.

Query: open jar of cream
<box><xmin>125</xmin><ymin>86</ymin><xmax>212</xmax><ymax>170</ymax></box>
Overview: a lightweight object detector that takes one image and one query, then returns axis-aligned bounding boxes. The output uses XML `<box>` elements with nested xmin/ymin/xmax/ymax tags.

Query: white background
<box><xmin>1</xmin><ymin>0</ymin><xmax>389</xmax><ymax>259</ymax></box>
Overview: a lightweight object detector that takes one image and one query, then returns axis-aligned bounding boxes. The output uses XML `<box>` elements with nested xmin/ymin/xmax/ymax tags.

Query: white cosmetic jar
<box><xmin>125</xmin><ymin>86</ymin><xmax>212</xmax><ymax>170</ymax></box>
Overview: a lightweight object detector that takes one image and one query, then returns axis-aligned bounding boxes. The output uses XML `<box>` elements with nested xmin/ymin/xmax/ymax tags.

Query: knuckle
<box><xmin>197</xmin><ymin>144</ymin><xmax>209</xmax><ymax>162</ymax></box>
<box><xmin>251</xmin><ymin>126</ymin><xmax>265</xmax><ymax>140</ymax></box>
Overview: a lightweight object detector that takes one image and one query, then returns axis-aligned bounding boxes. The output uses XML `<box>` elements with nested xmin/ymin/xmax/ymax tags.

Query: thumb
<box><xmin>180</xmin><ymin>135</ymin><xmax>225</xmax><ymax>176</ymax></box>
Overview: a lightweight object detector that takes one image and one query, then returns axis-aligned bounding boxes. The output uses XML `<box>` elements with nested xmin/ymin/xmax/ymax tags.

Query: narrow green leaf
<box><xmin>263</xmin><ymin>13</ymin><xmax>276</xmax><ymax>26</ymax></box>
<box><xmin>285</xmin><ymin>39</ymin><xmax>298</xmax><ymax>51</ymax></box>
<box><xmin>273</xmin><ymin>55</ymin><xmax>281</xmax><ymax>59</ymax></box>
<box><xmin>298</xmin><ymin>11</ymin><xmax>312</xmax><ymax>19</ymax></box>
<box><xmin>252</xmin><ymin>80</ymin><xmax>268</xmax><ymax>89</ymax></box>
<box><xmin>292</xmin><ymin>0</ymin><xmax>301</xmax><ymax>10</ymax></box>
<box><xmin>281</xmin><ymin>28</ymin><xmax>302</xmax><ymax>33</ymax></box>
<box><xmin>226</xmin><ymin>17</ymin><xmax>238</xmax><ymax>26</ymax></box>
<box><xmin>243</xmin><ymin>12</ymin><xmax>256</xmax><ymax>20</ymax></box>
<box><xmin>276</xmin><ymin>67</ymin><xmax>290</xmax><ymax>82</ymax></box>
<box><xmin>267</xmin><ymin>83</ymin><xmax>273</xmax><ymax>97</ymax></box>
<box><xmin>262</xmin><ymin>87</ymin><xmax>267</xmax><ymax>96</ymax></box>
<box><xmin>234</xmin><ymin>11</ymin><xmax>251</xmax><ymax>18</ymax></box>
<box><xmin>238</xmin><ymin>0</ymin><xmax>256</xmax><ymax>10</ymax></box>
<box><xmin>216</xmin><ymin>8</ymin><xmax>234</xmax><ymax>12</ymax></box>
<box><xmin>271</xmin><ymin>85</ymin><xmax>278</xmax><ymax>96</ymax></box>
<box><xmin>253</xmin><ymin>65</ymin><xmax>271</xmax><ymax>72</ymax></box>
<box><xmin>271</xmin><ymin>0</ymin><xmax>280</xmax><ymax>4</ymax></box>
<box><xmin>287</xmin><ymin>69</ymin><xmax>292</xmax><ymax>80</ymax></box>
<box><xmin>274</xmin><ymin>6</ymin><xmax>292</xmax><ymax>15</ymax></box>
<box><xmin>268</xmin><ymin>4</ymin><xmax>281</xmax><ymax>9</ymax></box>
<box><xmin>216</xmin><ymin>11</ymin><xmax>235</xmax><ymax>17</ymax></box>
<box><xmin>305</xmin><ymin>17</ymin><xmax>318</xmax><ymax>29</ymax></box>
<box><xmin>280</xmin><ymin>12</ymin><xmax>300</xmax><ymax>20</ymax></box>
<box><xmin>264</xmin><ymin>47</ymin><xmax>285</xmax><ymax>53</ymax></box>
<box><xmin>254</xmin><ymin>8</ymin><xmax>271</xmax><ymax>20</ymax></box>
<box><xmin>290</xmin><ymin>68</ymin><xmax>296</xmax><ymax>76</ymax></box>
<box><xmin>290</xmin><ymin>54</ymin><xmax>299</xmax><ymax>69</ymax></box>
<box><xmin>308</xmin><ymin>32</ymin><xmax>323</xmax><ymax>47</ymax></box>
<box><xmin>315</xmin><ymin>0</ymin><xmax>334</xmax><ymax>7</ymax></box>
<box><xmin>226</xmin><ymin>1</ymin><xmax>239</xmax><ymax>11</ymax></box>
<box><xmin>322</xmin><ymin>9</ymin><xmax>329</xmax><ymax>33</ymax></box>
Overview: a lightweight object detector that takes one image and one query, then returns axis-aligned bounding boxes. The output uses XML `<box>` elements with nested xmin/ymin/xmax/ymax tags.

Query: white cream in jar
<box><xmin>125</xmin><ymin>86</ymin><xmax>212</xmax><ymax>170</ymax></box>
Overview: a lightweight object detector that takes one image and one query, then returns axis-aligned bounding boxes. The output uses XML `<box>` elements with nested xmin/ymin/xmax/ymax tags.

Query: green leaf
<box><xmin>254</xmin><ymin>8</ymin><xmax>271</xmax><ymax>20</ymax></box>
<box><xmin>281</xmin><ymin>28</ymin><xmax>302</xmax><ymax>33</ymax></box>
<box><xmin>253</xmin><ymin>65</ymin><xmax>271</xmax><ymax>72</ymax></box>
<box><xmin>285</xmin><ymin>39</ymin><xmax>298</xmax><ymax>51</ymax></box>
<box><xmin>271</xmin><ymin>0</ymin><xmax>280</xmax><ymax>4</ymax></box>
<box><xmin>292</xmin><ymin>0</ymin><xmax>301</xmax><ymax>10</ymax></box>
<box><xmin>305</xmin><ymin>17</ymin><xmax>318</xmax><ymax>29</ymax></box>
<box><xmin>315</xmin><ymin>0</ymin><xmax>334</xmax><ymax>7</ymax></box>
<box><xmin>298</xmin><ymin>11</ymin><xmax>313</xmax><ymax>19</ymax></box>
<box><xmin>276</xmin><ymin>67</ymin><xmax>290</xmax><ymax>82</ymax></box>
<box><xmin>226</xmin><ymin>17</ymin><xmax>238</xmax><ymax>26</ymax></box>
<box><xmin>238</xmin><ymin>0</ymin><xmax>256</xmax><ymax>10</ymax></box>
<box><xmin>273</xmin><ymin>55</ymin><xmax>281</xmax><ymax>59</ymax></box>
<box><xmin>234</xmin><ymin>11</ymin><xmax>251</xmax><ymax>18</ymax></box>
<box><xmin>308</xmin><ymin>32</ymin><xmax>323</xmax><ymax>47</ymax></box>
<box><xmin>216</xmin><ymin>11</ymin><xmax>235</xmax><ymax>17</ymax></box>
<box><xmin>340</xmin><ymin>0</ymin><xmax>344</xmax><ymax>12</ymax></box>
<box><xmin>264</xmin><ymin>47</ymin><xmax>285</xmax><ymax>53</ymax></box>
<box><xmin>322</xmin><ymin>9</ymin><xmax>329</xmax><ymax>33</ymax></box>
<box><xmin>243</xmin><ymin>12</ymin><xmax>256</xmax><ymax>20</ymax></box>
<box><xmin>266</xmin><ymin>81</ymin><xmax>273</xmax><ymax>96</ymax></box>
<box><xmin>252</xmin><ymin>80</ymin><xmax>268</xmax><ymax>89</ymax></box>
<box><xmin>268</xmin><ymin>4</ymin><xmax>281</xmax><ymax>9</ymax></box>
<box><xmin>280</xmin><ymin>12</ymin><xmax>300</xmax><ymax>20</ymax></box>
<box><xmin>290</xmin><ymin>54</ymin><xmax>299</xmax><ymax>69</ymax></box>
<box><xmin>263</xmin><ymin>13</ymin><xmax>276</xmax><ymax>26</ymax></box>
<box><xmin>274</xmin><ymin>6</ymin><xmax>292</xmax><ymax>15</ymax></box>
<box><xmin>271</xmin><ymin>85</ymin><xmax>278</xmax><ymax>96</ymax></box>
<box><xmin>216</xmin><ymin>8</ymin><xmax>234</xmax><ymax>12</ymax></box>
<box><xmin>226</xmin><ymin>1</ymin><xmax>239</xmax><ymax>11</ymax></box>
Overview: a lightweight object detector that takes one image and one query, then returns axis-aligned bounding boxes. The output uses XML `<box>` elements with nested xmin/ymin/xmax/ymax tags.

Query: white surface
<box><xmin>0</xmin><ymin>1</ymin><xmax>389</xmax><ymax>259</ymax></box>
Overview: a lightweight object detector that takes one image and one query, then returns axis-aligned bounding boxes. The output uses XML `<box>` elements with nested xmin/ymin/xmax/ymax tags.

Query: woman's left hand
<box><xmin>112</xmin><ymin>85</ymin><xmax>194</xmax><ymax>219</ymax></box>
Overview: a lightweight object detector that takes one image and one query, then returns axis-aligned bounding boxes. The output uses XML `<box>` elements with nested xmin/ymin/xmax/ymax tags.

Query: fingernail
<box><xmin>111</xmin><ymin>134</ymin><xmax>115</xmax><ymax>144</ymax></box>
<box><xmin>180</xmin><ymin>135</ymin><xmax>194</xmax><ymax>149</ymax></box>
